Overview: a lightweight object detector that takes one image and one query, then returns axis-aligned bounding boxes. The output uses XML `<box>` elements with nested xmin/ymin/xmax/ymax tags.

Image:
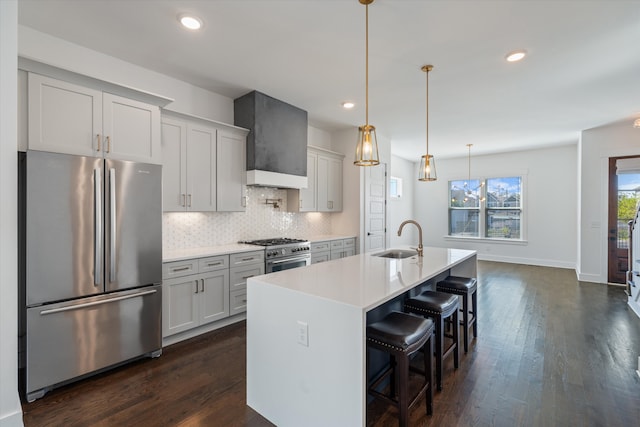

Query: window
<box><xmin>449</xmin><ymin>176</ymin><xmax>522</xmax><ymax>239</ymax></box>
<box><xmin>390</xmin><ymin>176</ymin><xmax>402</xmax><ymax>199</ymax></box>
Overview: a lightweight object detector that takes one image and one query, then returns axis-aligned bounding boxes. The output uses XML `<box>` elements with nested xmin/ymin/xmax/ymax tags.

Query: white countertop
<box><xmin>304</xmin><ymin>234</ymin><xmax>356</xmax><ymax>242</ymax></box>
<box><xmin>163</xmin><ymin>243</ymin><xmax>262</xmax><ymax>262</ymax></box>
<box><xmin>249</xmin><ymin>246</ymin><xmax>476</xmax><ymax>311</ymax></box>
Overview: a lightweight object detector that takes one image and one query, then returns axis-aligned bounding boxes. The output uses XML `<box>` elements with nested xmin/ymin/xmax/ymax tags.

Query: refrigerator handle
<box><xmin>94</xmin><ymin>168</ymin><xmax>102</xmax><ymax>287</ymax></box>
<box><xmin>109</xmin><ymin>168</ymin><xmax>117</xmax><ymax>282</ymax></box>
<box><xmin>39</xmin><ymin>289</ymin><xmax>158</xmax><ymax>315</ymax></box>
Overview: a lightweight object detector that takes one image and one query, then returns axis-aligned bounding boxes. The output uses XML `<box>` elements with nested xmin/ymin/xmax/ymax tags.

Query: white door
<box><xmin>364</xmin><ymin>163</ymin><xmax>387</xmax><ymax>253</ymax></box>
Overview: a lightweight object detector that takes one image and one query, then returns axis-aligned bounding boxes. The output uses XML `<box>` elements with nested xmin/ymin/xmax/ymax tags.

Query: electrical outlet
<box><xmin>297</xmin><ymin>321</ymin><xmax>308</xmax><ymax>347</ymax></box>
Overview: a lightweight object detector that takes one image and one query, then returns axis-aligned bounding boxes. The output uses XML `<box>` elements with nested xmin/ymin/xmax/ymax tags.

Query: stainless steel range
<box><xmin>241</xmin><ymin>238</ymin><xmax>311</xmax><ymax>273</ymax></box>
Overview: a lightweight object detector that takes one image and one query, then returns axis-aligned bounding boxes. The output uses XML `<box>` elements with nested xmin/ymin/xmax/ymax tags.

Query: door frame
<box><xmin>607</xmin><ymin>155</ymin><xmax>640</xmax><ymax>284</ymax></box>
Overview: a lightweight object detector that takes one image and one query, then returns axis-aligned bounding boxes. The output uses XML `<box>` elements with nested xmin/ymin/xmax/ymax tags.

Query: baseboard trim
<box><xmin>0</xmin><ymin>397</ymin><xmax>23</xmax><ymax>427</ymax></box>
<box><xmin>477</xmin><ymin>254</ymin><xmax>575</xmax><ymax>270</ymax></box>
<box><xmin>162</xmin><ymin>313</ymin><xmax>246</xmax><ymax>348</ymax></box>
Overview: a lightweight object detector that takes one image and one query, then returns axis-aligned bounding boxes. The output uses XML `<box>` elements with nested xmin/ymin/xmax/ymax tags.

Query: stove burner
<box><xmin>241</xmin><ymin>238</ymin><xmax>307</xmax><ymax>246</ymax></box>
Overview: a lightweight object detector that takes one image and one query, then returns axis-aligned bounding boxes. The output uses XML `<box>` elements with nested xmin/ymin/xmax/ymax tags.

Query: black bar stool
<box><xmin>437</xmin><ymin>276</ymin><xmax>477</xmax><ymax>353</ymax></box>
<box><xmin>404</xmin><ymin>291</ymin><xmax>459</xmax><ymax>391</ymax></box>
<box><xmin>367</xmin><ymin>311</ymin><xmax>435</xmax><ymax>426</ymax></box>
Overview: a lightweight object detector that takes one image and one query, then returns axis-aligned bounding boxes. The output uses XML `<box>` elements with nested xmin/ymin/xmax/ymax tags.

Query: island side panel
<box><xmin>449</xmin><ymin>253</ymin><xmax>477</xmax><ymax>278</ymax></box>
<box><xmin>247</xmin><ymin>277</ymin><xmax>366</xmax><ymax>427</ymax></box>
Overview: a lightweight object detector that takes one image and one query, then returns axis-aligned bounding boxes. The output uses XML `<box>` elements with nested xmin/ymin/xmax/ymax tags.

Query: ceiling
<box><xmin>18</xmin><ymin>0</ymin><xmax>640</xmax><ymax>160</ymax></box>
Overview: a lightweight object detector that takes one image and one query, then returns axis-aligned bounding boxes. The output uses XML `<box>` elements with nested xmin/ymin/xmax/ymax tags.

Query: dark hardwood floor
<box><xmin>22</xmin><ymin>261</ymin><xmax>640</xmax><ymax>426</ymax></box>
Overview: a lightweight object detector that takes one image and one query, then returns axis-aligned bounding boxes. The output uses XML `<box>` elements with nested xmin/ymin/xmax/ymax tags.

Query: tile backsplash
<box><xmin>163</xmin><ymin>186</ymin><xmax>332</xmax><ymax>251</ymax></box>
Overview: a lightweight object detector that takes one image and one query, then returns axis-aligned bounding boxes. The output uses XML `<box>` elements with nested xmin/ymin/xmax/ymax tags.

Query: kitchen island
<box><xmin>246</xmin><ymin>246</ymin><xmax>476</xmax><ymax>426</ymax></box>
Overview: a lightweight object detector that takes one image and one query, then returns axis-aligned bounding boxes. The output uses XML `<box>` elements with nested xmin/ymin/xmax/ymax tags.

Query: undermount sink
<box><xmin>373</xmin><ymin>249</ymin><xmax>418</xmax><ymax>259</ymax></box>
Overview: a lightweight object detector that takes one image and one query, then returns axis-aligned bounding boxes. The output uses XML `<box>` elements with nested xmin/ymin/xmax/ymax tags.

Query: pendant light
<box><xmin>354</xmin><ymin>0</ymin><xmax>380</xmax><ymax>166</ymax></box>
<box><xmin>463</xmin><ymin>143</ymin><xmax>484</xmax><ymax>203</ymax></box>
<box><xmin>418</xmin><ymin>65</ymin><xmax>437</xmax><ymax>181</ymax></box>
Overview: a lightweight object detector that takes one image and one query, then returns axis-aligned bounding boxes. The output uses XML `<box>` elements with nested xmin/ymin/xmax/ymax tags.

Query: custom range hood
<box><xmin>234</xmin><ymin>91</ymin><xmax>308</xmax><ymax>189</ymax></box>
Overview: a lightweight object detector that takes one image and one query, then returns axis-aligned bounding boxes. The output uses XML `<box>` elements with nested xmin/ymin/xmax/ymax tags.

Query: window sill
<box><xmin>444</xmin><ymin>236</ymin><xmax>528</xmax><ymax>246</ymax></box>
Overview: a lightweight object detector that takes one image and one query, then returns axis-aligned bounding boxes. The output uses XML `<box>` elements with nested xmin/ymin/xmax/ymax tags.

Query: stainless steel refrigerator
<box><xmin>20</xmin><ymin>150</ymin><xmax>163</xmax><ymax>402</ymax></box>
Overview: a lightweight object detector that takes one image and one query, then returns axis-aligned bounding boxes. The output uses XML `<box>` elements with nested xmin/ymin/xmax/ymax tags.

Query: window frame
<box><xmin>447</xmin><ymin>174</ymin><xmax>526</xmax><ymax>242</ymax></box>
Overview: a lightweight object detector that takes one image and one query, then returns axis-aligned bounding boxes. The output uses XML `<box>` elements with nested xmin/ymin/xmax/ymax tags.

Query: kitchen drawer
<box><xmin>230</xmin><ymin>264</ymin><xmax>264</xmax><ymax>291</ymax></box>
<box><xmin>230</xmin><ymin>250</ymin><xmax>264</xmax><ymax>267</ymax></box>
<box><xmin>230</xmin><ymin>289</ymin><xmax>247</xmax><ymax>315</ymax></box>
<box><xmin>163</xmin><ymin>259</ymin><xmax>198</xmax><ymax>279</ymax></box>
<box><xmin>343</xmin><ymin>238</ymin><xmax>356</xmax><ymax>248</ymax></box>
<box><xmin>311</xmin><ymin>241</ymin><xmax>331</xmax><ymax>252</ymax></box>
<box><xmin>330</xmin><ymin>240</ymin><xmax>344</xmax><ymax>250</ymax></box>
<box><xmin>311</xmin><ymin>252</ymin><xmax>330</xmax><ymax>264</ymax></box>
<box><xmin>198</xmin><ymin>255</ymin><xmax>229</xmax><ymax>273</ymax></box>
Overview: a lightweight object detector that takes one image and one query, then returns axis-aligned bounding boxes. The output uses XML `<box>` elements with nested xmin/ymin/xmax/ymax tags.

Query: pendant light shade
<box><xmin>354</xmin><ymin>0</ymin><xmax>380</xmax><ymax>166</ymax></box>
<box><xmin>418</xmin><ymin>154</ymin><xmax>437</xmax><ymax>181</ymax></box>
<box><xmin>418</xmin><ymin>65</ymin><xmax>437</xmax><ymax>181</ymax></box>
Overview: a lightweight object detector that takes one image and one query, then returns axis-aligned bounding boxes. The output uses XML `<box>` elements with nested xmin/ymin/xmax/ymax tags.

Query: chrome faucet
<box><xmin>397</xmin><ymin>220</ymin><xmax>424</xmax><ymax>257</ymax></box>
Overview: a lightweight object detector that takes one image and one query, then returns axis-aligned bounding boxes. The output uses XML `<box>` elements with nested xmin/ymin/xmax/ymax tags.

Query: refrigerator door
<box><xmin>26</xmin><ymin>151</ymin><xmax>104</xmax><ymax>306</ymax></box>
<box><xmin>104</xmin><ymin>159</ymin><xmax>162</xmax><ymax>292</ymax></box>
<box><xmin>25</xmin><ymin>285</ymin><xmax>162</xmax><ymax>401</ymax></box>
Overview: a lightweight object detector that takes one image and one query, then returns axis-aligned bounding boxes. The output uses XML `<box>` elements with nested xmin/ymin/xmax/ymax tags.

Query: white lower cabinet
<box><xmin>162</xmin><ymin>255</ymin><xmax>230</xmax><ymax>337</ymax></box>
<box><xmin>311</xmin><ymin>237</ymin><xmax>356</xmax><ymax>264</ymax></box>
<box><xmin>162</xmin><ymin>250</ymin><xmax>264</xmax><ymax>339</ymax></box>
<box><xmin>229</xmin><ymin>251</ymin><xmax>265</xmax><ymax>315</ymax></box>
<box><xmin>310</xmin><ymin>241</ymin><xmax>331</xmax><ymax>265</ymax></box>
<box><xmin>330</xmin><ymin>238</ymin><xmax>356</xmax><ymax>260</ymax></box>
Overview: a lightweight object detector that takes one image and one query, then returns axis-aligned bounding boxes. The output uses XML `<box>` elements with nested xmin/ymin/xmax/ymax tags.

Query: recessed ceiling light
<box><xmin>342</xmin><ymin>101</ymin><xmax>355</xmax><ymax>109</ymax></box>
<box><xmin>179</xmin><ymin>15</ymin><xmax>203</xmax><ymax>30</ymax></box>
<box><xmin>505</xmin><ymin>50</ymin><xmax>527</xmax><ymax>62</ymax></box>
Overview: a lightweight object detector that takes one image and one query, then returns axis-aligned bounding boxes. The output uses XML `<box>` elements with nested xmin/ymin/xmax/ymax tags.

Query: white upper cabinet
<box><xmin>217</xmin><ymin>129</ymin><xmax>247</xmax><ymax>212</ymax></box>
<box><xmin>102</xmin><ymin>93</ymin><xmax>161</xmax><ymax>163</ymax></box>
<box><xmin>299</xmin><ymin>152</ymin><xmax>318</xmax><ymax>212</ymax></box>
<box><xmin>161</xmin><ymin>118</ymin><xmax>187</xmax><ymax>211</ymax></box>
<box><xmin>28</xmin><ymin>73</ymin><xmax>161</xmax><ymax>164</ymax></box>
<box><xmin>186</xmin><ymin>123</ymin><xmax>217</xmax><ymax>212</ymax></box>
<box><xmin>287</xmin><ymin>146</ymin><xmax>343</xmax><ymax>213</ymax></box>
<box><xmin>161</xmin><ymin>115</ymin><xmax>247</xmax><ymax>212</ymax></box>
<box><xmin>316</xmin><ymin>148</ymin><xmax>343</xmax><ymax>212</ymax></box>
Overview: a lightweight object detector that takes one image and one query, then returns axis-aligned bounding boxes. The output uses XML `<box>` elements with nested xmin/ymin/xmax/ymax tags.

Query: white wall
<box><xmin>389</xmin><ymin>155</ymin><xmax>416</xmax><ymax>247</ymax></box>
<box><xmin>414</xmin><ymin>144</ymin><xmax>578</xmax><ymax>268</ymax></box>
<box><xmin>578</xmin><ymin>120</ymin><xmax>640</xmax><ymax>283</ymax></box>
<box><xmin>19</xmin><ymin>26</ymin><xmax>232</xmax><ymax>123</ymax></box>
<box><xmin>330</xmin><ymin>128</ymin><xmax>392</xmax><ymax>253</ymax></box>
<box><xmin>0</xmin><ymin>1</ymin><xmax>23</xmax><ymax>426</ymax></box>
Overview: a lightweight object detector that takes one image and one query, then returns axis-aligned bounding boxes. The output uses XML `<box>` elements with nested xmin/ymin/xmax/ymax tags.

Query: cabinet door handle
<box><xmin>106</xmin><ymin>136</ymin><xmax>111</xmax><ymax>153</ymax></box>
<box><xmin>194</xmin><ymin>280</ymin><xmax>199</xmax><ymax>294</ymax></box>
<box><xmin>207</xmin><ymin>262</ymin><xmax>222</xmax><ymax>267</ymax></box>
<box><xmin>188</xmin><ymin>194</ymin><xmax>192</xmax><ymax>207</ymax></box>
<box><xmin>201</xmin><ymin>279</ymin><xmax>205</xmax><ymax>293</ymax></box>
<box><xmin>182</xmin><ymin>194</ymin><xmax>186</xmax><ymax>207</ymax></box>
<box><xmin>171</xmin><ymin>266</ymin><xmax>190</xmax><ymax>272</ymax></box>
<box><xmin>96</xmin><ymin>134</ymin><xmax>102</xmax><ymax>152</ymax></box>
<box><xmin>242</xmin><ymin>275</ymin><xmax>254</xmax><ymax>280</ymax></box>
<box><xmin>242</xmin><ymin>196</ymin><xmax>247</xmax><ymax>207</ymax></box>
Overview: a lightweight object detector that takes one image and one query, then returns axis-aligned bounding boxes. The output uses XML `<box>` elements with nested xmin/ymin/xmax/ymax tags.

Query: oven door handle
<box><xmin>269</xmin><ymin>256</ymin><xmax>310</xmax><ymax>265</ymax></box>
